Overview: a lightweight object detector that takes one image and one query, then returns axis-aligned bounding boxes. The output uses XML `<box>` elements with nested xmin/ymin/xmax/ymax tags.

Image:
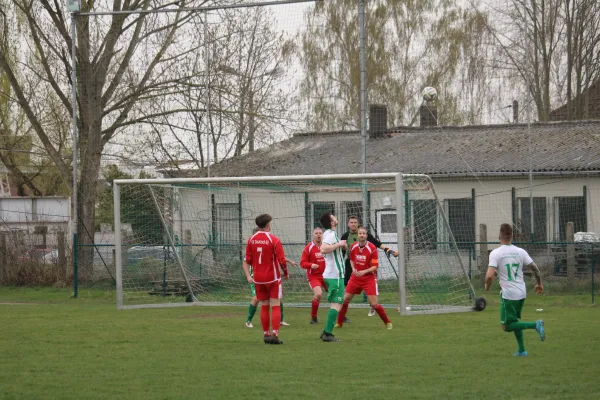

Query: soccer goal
<box><xmin>113</xmin><ymin>173</ymin><xmax>482</xmax><ymax>313</ymax></box>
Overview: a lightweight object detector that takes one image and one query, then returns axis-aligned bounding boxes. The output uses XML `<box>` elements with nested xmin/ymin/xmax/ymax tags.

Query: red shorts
<box><xmin>345</xmin><ymin>276</ymin><xmax>378</xmax><ymax>296</ymax></box>
<box><xmin>255</xmin><ymin>280</ymin><xmax>282</xmax><ymax>301</ymax></box>
<box><xmin>308</xmin><ymin>276</ymin><xmax>327</xmax><ymax>291</ymax></box>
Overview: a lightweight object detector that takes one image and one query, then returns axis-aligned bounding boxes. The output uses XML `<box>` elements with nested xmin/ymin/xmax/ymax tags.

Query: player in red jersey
<box><xmin>300</xmin><ymin>227</ymin><xmax>328</xmax><ymax>324</ymax></box>
<box><xmin>243</xmin><ymin>214</ymin><xmax>287</xmax><ymax>344</ymax></box>
<box><xmin>336</xmin><ymin>226</ymin><xmax>392</xmax><ymax>329</ymax></box>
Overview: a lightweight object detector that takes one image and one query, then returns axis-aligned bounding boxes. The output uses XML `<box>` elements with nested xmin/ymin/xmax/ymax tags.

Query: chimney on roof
<box><xmin>419</xmin><ymin>104</ymin><xmax>437</xmax><ymax>127</ymax></box>
<box><xmin>513</xmin><ymin>100</ymin><xmax>519</xmax><ymax>123</ymax></box>
<box><xmin>369</xmin><ymin>104</ymin><xmax>387</xmax><ymax>138</ymax></box>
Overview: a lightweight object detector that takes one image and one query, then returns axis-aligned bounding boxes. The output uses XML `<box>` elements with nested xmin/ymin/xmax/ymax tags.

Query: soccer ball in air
<box><xmin>422</xmin><ymin>87</ymin><xmax>437</xmax><ymax>102</ymax></box>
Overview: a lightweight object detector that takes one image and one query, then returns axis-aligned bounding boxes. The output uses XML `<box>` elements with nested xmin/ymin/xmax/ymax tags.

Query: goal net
<box><xmin>114</xmin><ymin>173</ymin><xmax>479</xmax><ymax>313</ymax></box>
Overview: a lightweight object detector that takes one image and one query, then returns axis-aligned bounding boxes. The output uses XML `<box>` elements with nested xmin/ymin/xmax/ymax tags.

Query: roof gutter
<box><xmin>428</xmin><ymin>170</ymin><xmax>600</xmax><ymax>178</ymax></box>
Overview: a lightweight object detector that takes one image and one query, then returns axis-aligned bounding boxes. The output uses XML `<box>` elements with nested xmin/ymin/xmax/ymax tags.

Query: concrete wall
<box><xmin>0</xmin><ymin>197</ymin><xmax>70</xmax><ymax>248</ymax></box>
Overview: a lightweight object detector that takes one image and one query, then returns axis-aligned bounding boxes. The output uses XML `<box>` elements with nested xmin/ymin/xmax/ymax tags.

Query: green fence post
<box><xmin>468</xmin><ymin>247</ymin><xmax>472</xmax><ymax>281</ymax></box>
<box><xmin>592</xmin><ymin>245</ymin><xmax>595</xmax><ymax>305</ymax></box>
<box><xmin>468</xmin><ymin>247</ymin><xmax>473</xmax><ymax>301</ymax></box>
<box><xmin>583</xmin><ymin>185</ymin><xmax>588</xmax><ymax>231</ymax></box>
<box><xmin>511</xmin><ymin>187</ymin><xmax>516</xmax><ymax>231</ymax></box>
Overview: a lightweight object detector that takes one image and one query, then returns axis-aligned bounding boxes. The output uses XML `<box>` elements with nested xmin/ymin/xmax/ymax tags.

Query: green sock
<box><xmin>280</xmin><ymin>303</ymin><xmax>285</xmax><ymax>322</ymax></box>
<box><xmin>247</xmin><ymin>304</ymin><xmax>257</xmax><ymax>322</ymax></box>
<box><xmin>514</xmin><ymin>330</ymin><xmax>525</xmax><ymax>353</ymax></box>
<box><xmin>324</xmin><ymin>308</ymin><xmax>339</xmax><ymax>334</ymax></box>
<box><xmin>505</xmin><ymin>322</ymin><xmax>536</xmax><ymax>332</ymax></box>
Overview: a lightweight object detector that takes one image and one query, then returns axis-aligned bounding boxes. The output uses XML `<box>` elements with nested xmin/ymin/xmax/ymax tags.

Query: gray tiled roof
<box><xmin>194</xmin><ymin>120</ymin><xmax>600</xmax><ymax>177</ymax></box>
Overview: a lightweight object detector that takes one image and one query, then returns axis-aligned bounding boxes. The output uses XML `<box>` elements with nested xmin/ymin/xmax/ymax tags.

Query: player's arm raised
<box><xmin>528</xmin><ymin>262</ymin><xmax>544</xmax><ymax>294</ymax></box>
<box><xmin>367</xmin><ymin>232</ymin><xmax>398</xmax><ymax>257</ymax></box>
<box><xmin>321</xmin><ymin>240</ymin><xmax>346</xmax><ymax>254</ymax></box>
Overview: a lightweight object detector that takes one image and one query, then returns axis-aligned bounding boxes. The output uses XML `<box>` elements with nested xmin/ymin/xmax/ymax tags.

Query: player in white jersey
<box><xmin>485</xmin><ymin>223</ymin><xmax>546</xmax><ymax>356</ymax></box>
<box><xmin>319</xmin><ymin>212</ymin><xmax>347</xmax><ymax>342</ymax></box>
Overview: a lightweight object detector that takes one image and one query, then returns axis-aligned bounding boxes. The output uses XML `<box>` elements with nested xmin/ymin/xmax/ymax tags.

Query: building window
<box><xmin>215</xmin><ymin>203</ymin><xmax>240</xmax><ymax>247</ymax></box>
<box><xmin>553</xmin><ymin>196</ymin><xmax>586</xmax><ymax>240</ymax></box>
<box><xmin>375</xmin><ymin>210</ymin><xmax>398</xmax><ymax>245</ymax></box>
<box><xmin>445</xmin><ymin>198</ymin><xmax>475</xmax><ymax>250</ymax></box>
<box><xmin>517</xmin><ymin>197</ymin><xmax>547</xmax><ymax>243</ymax></box>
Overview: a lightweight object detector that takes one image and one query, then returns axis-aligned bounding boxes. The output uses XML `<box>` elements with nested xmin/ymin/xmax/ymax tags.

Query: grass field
<box><xmin>1</xmin><ymin>287</ymin><xmax>599</xmax><ymax>400</ymax></box>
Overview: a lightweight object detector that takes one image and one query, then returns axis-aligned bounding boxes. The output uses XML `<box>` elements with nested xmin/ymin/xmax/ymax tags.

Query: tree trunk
<box><xmin>565</xmin><ymin>0</ymin><xmax>573</xmax><ymax>121</ymax></box>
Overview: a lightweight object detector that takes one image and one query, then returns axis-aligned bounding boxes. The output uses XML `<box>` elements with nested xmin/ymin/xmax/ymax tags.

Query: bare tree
<box><xmin>116</xmin><ymin>6</ymin><xmax>297</xmax><ymax>175</ymax></box>
<box><xmin>207</xmin><ymin>6</ymin><xmax>297</xmax><ymax>159</ymax></box>
<box><xmin>486</xmin><ymin>0</ymin><xmax>565</xmax><ymax>121</ymax></box>
<box><xmin>299</xmin><ymin>0</ymin><xmax>495</xmax><ymax>129</ymax></box>
<box><xmin>0</xmin><ymin>0</ymin><xmax>210</xmax><ymax>271</ymax></box>
<box><xmin>562</xmin><ymin>0</ymin><xmax>600</xmax><ymax>119</ymax></box>
<box><xmin>0</xmin><ymin>0</ymin><xmax>71</xmax><ymax>196</ymax></box>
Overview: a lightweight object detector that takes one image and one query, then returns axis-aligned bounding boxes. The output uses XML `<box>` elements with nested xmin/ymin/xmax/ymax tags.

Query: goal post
<box><xmin>113</xmin><ymin>173</ymin><xmax>481</xmax><ymax>312</ymax></box>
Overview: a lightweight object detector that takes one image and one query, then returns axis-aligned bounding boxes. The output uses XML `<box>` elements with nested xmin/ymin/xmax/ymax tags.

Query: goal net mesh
<box><xmin>115</xmin><ymin>174</ymin><xmax>477</xmax><ymax>312</ymax></box>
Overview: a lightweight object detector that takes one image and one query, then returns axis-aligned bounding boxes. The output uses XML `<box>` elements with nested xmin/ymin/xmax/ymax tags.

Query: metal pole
<box><xmin>70</xmin><ymin>13</ymin><xmax>79</xmax><ymax>298</ymax></box>
<box><xmin>114</xmin><ymin>183</ymin><xmax>123</xmax><ymax>309</ymax></box>
<box><xmin>359</xmin><ymin>0</ymin><xmax>368</xmax><ymax>226</ymax></box>
<box><xmin>524</xmin><ymin>0</ymin><xmax>534</xmax><ymax>244</ymax></box>
<box><xmin>395</xmin><ymin>173</ymin><xmax>406</xmax><ymax>315</ymax></box>
<box><xmin>204</xmin><ymin>11</ymin><xmax>211</xmax><ymax>177</ymax></box>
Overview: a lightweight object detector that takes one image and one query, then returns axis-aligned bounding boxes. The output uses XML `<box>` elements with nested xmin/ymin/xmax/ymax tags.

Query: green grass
<box><xmin>1</xmin><ymin>288</ymin><xmax>599</xmax><ymax>400</ymax></box>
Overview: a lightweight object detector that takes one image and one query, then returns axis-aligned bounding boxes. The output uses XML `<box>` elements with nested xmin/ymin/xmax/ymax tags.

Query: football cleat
<box><xmin>343</xmin><ymin>316</ymin><xmax>352</xmax><ymax>323</ymax></box>
<box><xmin>513</xmin><ymin>351</ymin><xmax>528</xmax><ymax>357</ymax></box>
<box><xmin>310</xmin><ymin>317</ymin><xmax>319</xmax><ymax>324</ymax></box>
<box><xmin>368</xmin><ymin>308</ymin><xmax>376</xmax><ymax>317</ymax></box>
<box><xmin>334</xmin><ymin>323</ymin><xmax>341</xmax><ymax>328</ymax></box>
<box><xmin>535</xmin><ymin>320</ymin><xmax>545</xmax><ymax>342</ymax></box>
<box><xmin>245</xmin><ymin>321</ymin><xmax>253</xmax><ymax>328</ymax></box>
<box><xmin>386</xmin><ymin>322</ymin><xmax>393</xmax><ymax>330</ymax></box>
<box><xmin>280</xmin><ymin>321</ymin><xmax>290</xmax><ymax>327</ymax></box>
<box><xmin>321</xmin><ymin>333</ymin><xmax>340</xmax><ymax>342</ymax></box>
<box><xmin>269</xmin><ymin>336</ymin><xmax>284</xmax><ymax>345</ymax></box>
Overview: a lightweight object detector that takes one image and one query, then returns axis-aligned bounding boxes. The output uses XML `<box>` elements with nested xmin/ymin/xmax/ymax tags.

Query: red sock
<box><xmin>271</xmin><ymin>305</ymin><xmax>281</xmax><ymax>336</ymax></box>
<box><xmin>374</xmin><ymin>304</ymin><xmax>390</xmax><ymax>324</ymax></box>
<box><xmin>337</xmin><ymin>301</ymin><xmax>350</xmax><ymax>325</ymax></box>
<box><xmin>260</xmin><ymin>305</ymin><xmax>270</xmax><ymax>335</ymax></box>
<box><xmin>311</xmin><ymin>298</ymin><xmax>320</xmax><ymax>318</ymax></box>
